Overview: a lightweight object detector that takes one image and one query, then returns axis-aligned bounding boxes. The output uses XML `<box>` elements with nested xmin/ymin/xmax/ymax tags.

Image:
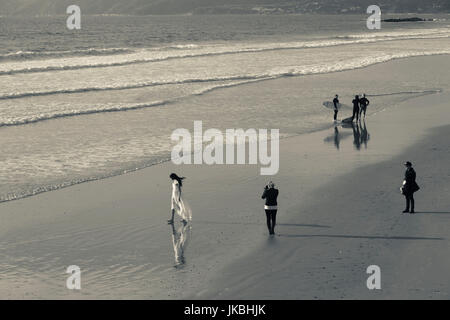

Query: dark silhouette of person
<box><xmin>351</xmin><ymin>122</ymin><xmax>361</xmax><ymax>150</ymax></box>
<box><xmin>261</xmin><ymin>181</ymin><xmax>279</xmax><ymax>235</ymax></box>
<box><xmin>402</xmin><ymin>161</ymin><xmax>420</xmax><ymax>214</ymax></box>
<box><xmin>359</xmin><ymin>94</ymin><xmax>370</xmax><ymax>118</ymax></box>
<box><xmin>352</xmin><ymin>95</ymin><xmax>360</xmax><ymax>122</ymax></box>
<box><xmin>360</xmin><ymin>120</ymin><xmax>370</xmax><ymax>148</ymax></box>
<box><xmin>333</xmin><ymin>94</ymin><xmax>339</xmax><ymax>121</ymax></box>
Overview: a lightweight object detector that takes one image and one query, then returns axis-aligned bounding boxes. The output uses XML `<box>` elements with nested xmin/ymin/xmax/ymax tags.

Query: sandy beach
<box><xmin>1</xmin><ymin>55</ymin><xmax>449</xmax><ymax>299</ymax></box>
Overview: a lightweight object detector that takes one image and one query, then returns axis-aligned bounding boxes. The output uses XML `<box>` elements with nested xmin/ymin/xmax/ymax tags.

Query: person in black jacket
<box><xmin>333</xmin><ymin>94</ymin><xmax>339</xmax><ymax>121</ymax></box>
<box><xmin>261</xmin><ymin>181</ymin><xmax>279</xmax><ymax>235</ymax></box>
<box><xmin>351</xmin><ymin>95</ymin><xmax>360</xmax><ymax>122</ymax></box>
<box><xmin>402</xmin><ymin>161</ymin><xmax>420</xmax><ymax>214</ymax></box>
<box><xmin>359</xmin><ymin>94</ymin><xmax>370</xmax><ymax>119</ymax></box>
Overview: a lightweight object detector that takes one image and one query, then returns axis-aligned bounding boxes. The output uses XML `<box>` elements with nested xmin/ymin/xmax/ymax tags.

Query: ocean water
<box><xmin>0</xmin><ymin>14</ymin><xmax>449</xmax><ymax>202</ymax></box>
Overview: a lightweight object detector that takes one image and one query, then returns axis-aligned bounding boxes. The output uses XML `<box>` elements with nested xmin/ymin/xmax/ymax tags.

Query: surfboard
<box><xmin>322</xmin><ymin>101</ymin><xmax>349</xmax><ymax>110</ymax></box>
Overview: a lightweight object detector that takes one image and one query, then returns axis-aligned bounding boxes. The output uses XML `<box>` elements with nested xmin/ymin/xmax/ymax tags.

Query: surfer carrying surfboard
<box><xmin>333</xmin><ymin>94</ymin><xmax>339</xmax><ymax>121</ymax></box>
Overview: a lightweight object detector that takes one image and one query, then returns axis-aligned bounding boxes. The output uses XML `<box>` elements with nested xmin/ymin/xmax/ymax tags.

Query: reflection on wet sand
<box><xmin>170</xmin><ymin>222</ymin><xmax>192</xmax><ymax>267</ymax></box>
<box><xmin>327</xmin><ymin>120</ymin><xmax>370</xmax><ymax>151</ymax></box>
<box><xmin>323</xmin><ymin>126</ymin><xmax>352</xmax><ymax>150</ymax></box>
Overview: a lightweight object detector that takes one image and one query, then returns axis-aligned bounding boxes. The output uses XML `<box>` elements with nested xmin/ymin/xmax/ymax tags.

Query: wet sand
<box><xmin>199</xmin><ymin>115</ymin><xmax>450</xmax><ymax>299</ymax></box>
<box><xmin>0</xmin><ymin>55</ymin><xmax>449</xmax><ymax>299</ymax></box>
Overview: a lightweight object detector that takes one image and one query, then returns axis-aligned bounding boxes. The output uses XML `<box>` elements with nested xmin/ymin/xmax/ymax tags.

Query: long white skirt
<box><xmin>171</xmin><ymin>197</ymin><xmax>192</xmax><ymax>221</ymax></box>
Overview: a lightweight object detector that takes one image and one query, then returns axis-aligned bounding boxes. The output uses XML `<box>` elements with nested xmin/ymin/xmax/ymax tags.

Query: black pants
<box><xmin>360</xmin><ymin>105</ymin><xmax>367</xmax><ymax>118</ymax></box>
<box><xmin>265</xmin><ymin>210</ymin><xmax>277</xmax><ymax>234</ymax></box>
<box><xmin>352</xmin><ymin>107</ymin><xmax>360</xmax><ymax>121</ymax></box>
<box><xmin>405</xmin><ymin>194</ymin><xmax>415</xmax><ymax>212</ymax></box>
<box><xmin>334</xmin><ymin>109</ymin><xmax>338</xmax><ymax>121</ymax></box>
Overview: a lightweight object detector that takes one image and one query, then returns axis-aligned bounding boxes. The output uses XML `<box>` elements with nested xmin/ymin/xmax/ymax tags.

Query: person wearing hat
<box><xmin>402</xmin><ymin>161</ymin><xmax>420</xmax><ymax>213</ymax></box>
<box><xmin>261</xmin><ymin>181</ymin><xmax>279</xmax><ymax>235</ymax></box>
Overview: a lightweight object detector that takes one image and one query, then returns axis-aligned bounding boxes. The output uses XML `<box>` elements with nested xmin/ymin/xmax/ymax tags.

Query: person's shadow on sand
<box><xmin>194</xmin><ymin>220</ymin><xmax>330</xmax><ymax>228</ymax></box>
<box><xmin>170</xmin><ymin>222</ymin><xmax>192</xmax><ymax>267</ymax></box>
<box><xmin>277</xmin><ymin>233</ymin><xmax>444</xmax><ymax>240</ymax></box>
<box><xmin>414</xmin><ymin>211</ymin><xmax>450</xmax><ymax>215</ymax></box>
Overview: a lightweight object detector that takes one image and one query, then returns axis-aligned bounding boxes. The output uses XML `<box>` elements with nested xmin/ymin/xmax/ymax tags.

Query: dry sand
<box><xmin>0</xmin><ymin>55</ymin><xmax>449</xmax><ymax>299</ymax></box>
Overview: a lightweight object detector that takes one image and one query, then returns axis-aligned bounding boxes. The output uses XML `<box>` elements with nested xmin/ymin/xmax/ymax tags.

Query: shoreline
<box><xmin>1</xmin><ymin>55</ymin><xmax>450</xmax><ymax>299</ymax></box>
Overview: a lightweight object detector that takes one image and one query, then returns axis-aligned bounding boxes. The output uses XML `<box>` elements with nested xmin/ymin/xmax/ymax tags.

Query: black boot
<box><xmin>403</xmin><ymin>197</ymin><xmax>410</xmax><ymax>213</ymax></box>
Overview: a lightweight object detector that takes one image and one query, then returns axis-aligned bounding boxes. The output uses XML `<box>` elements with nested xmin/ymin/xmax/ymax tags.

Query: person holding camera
<box><xmin>261</xmin><ymin>181</ymin><xmax>279</xmax><ymax>235</ymax></box>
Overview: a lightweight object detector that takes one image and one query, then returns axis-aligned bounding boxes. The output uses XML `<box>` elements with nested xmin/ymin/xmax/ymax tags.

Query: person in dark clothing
<box><xmin>359</xmin><ymin>94</ymin><xmax>370</xmax><ymax>119</ymax></box>
<box><xmin>333</xmin><ymin>94</ymin><xmax>339</xmax><ymax>121</ymax></box>
<box><xmin>352</xmin><ymin>95</ymin><xmax>360</xmax><ymax>122</ymax></box>
<box><xmin>261</xmin><ymin>181</ymin><xmax>279</xmax><ymax>235</ymax></box>
<box><xmin>333</xmin><ymin>126</ymin><xmax>340</xmax><ymax>150</ymax></box>
<box><xmin>351</xmin><ymin>122</ymin><xmax>361</xmax><ymax>150</ymax></box>
<box><xmin>402</xmin><ymin>161</ymin><xmax>420</xmax><ymax>214</ymax></box>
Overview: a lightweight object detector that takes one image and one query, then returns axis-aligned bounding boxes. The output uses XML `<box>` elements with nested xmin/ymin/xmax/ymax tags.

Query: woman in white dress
<box><xmin>168</xmin><ymin>173</ymin><xmax>192</xmax><ymax>224</ymax></box>
<box><xmin>170</xmin><ymin>222</ymin><xmax>191</xmax><ymax>266</ymax></box>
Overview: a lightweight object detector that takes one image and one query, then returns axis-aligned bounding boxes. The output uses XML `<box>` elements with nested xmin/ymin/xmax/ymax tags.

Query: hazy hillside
<box><xmin>1</xmin><ymin>0</ymin><xmax>449</xmax><ymax>15</ymax></box>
